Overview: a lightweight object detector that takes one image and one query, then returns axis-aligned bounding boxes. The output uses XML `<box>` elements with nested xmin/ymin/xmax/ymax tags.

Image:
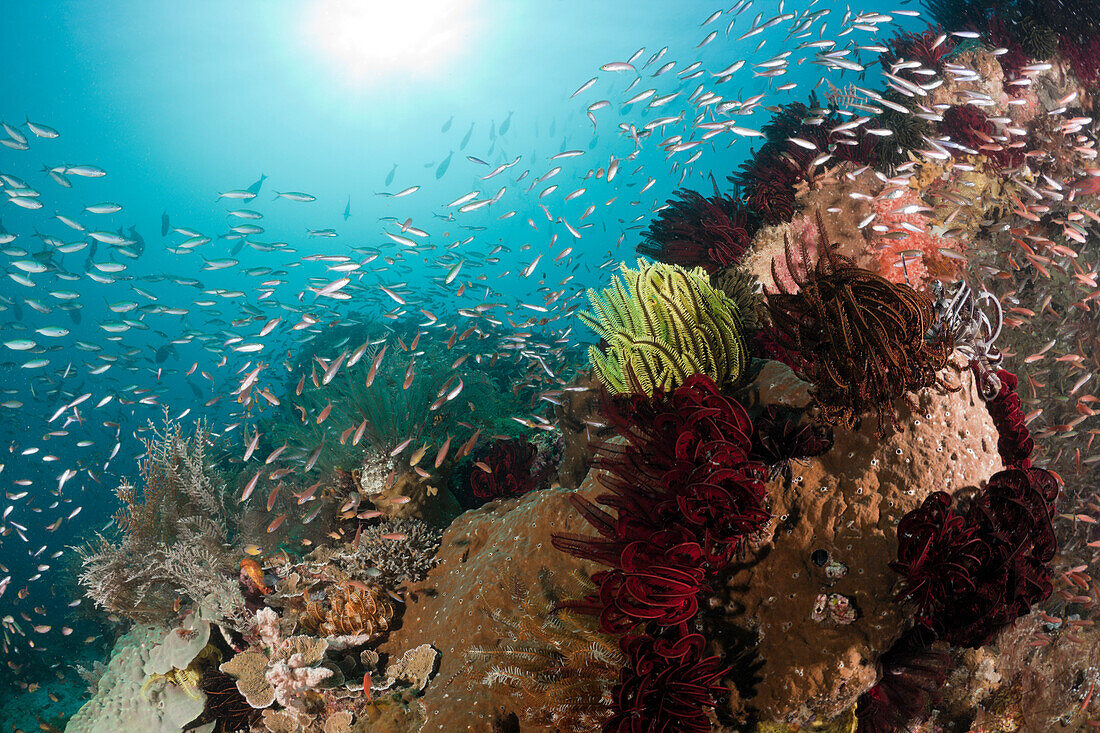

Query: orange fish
<box><xmin>365</xmin><ymin>345</ymin><xmax>387</xmax><ymax>388</ymax></box>
<box><xmin>240</xmin><ymin>558</ymin><xmax>271</xmax><ymax>594</ymax></box>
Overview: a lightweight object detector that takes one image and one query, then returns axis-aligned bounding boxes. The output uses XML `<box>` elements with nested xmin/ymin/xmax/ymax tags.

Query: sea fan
<box><xmin>638</xmin><ymin>190</ymin><xmax>758</xmax><ymax>273</ymax></box>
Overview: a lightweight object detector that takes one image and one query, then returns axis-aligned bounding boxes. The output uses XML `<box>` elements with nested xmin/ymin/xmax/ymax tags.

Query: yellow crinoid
<box><xmin>580</xmin><ymin>259</ymin><xmax>747</xmax><ymax>396</ymax></box>
<box><xmin>141</xmin><ymin>643</ymin><xmax>220</xmax><ymax>701</ymax></box>
<box><xmin>142</xmin><ymin>665</ymin><xmax>203</xmax><ymax>701</ymax></box>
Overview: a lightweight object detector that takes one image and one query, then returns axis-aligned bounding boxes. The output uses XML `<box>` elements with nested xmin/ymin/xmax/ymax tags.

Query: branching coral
<box><xmin>580</xmin><ymin>260</ymin><xmax>748</xmax><ymax>396</ymax></box>
<box><xmin>341</xmin><ymin>517</ymin><xmax>442</xmax><ymax>586</ymax></box>
<box><xmin>638</xmin><ymin>189</ymin><xmax>758</xmax><ymax>273</ymax></box>
<box><xmin>765</xmin><ymin>214</ymin><xmax>954</xmax><ymax>434</ymax></box>
<box><xmin>75</xmin><ymin>418</ymin><xmax>246</xmax><ymax>627</ymax></box>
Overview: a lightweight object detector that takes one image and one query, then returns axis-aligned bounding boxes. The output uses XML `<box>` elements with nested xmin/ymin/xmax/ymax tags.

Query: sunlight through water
<box><xmin>302</xmin><ymin>0</ymin><xmax>476</xmax><ymax>82</ymax></box>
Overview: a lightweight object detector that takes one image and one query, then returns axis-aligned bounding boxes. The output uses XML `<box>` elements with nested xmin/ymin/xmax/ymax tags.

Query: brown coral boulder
<box><xmin>718</xmin><ymin>353</ymin><xmax>1002</xmax><ymax>724</ymax></box>
<box><xmin>377</xmin><ymin>482</ymin><xmax>602</xmax><ymax>731</ymax></box>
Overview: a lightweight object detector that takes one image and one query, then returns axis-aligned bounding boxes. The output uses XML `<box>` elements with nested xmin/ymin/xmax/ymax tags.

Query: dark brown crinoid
<box><xmin>765</xmin><ymin>212</ymin><xmax>953</xmax><ymax>435</ymax></box>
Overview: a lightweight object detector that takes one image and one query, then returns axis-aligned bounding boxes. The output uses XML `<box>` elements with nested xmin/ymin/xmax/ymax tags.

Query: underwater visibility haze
<box><xmin>3</xmin><ymin>0</ymin><xmax>1100</xmax><ymax>730</ymax></box>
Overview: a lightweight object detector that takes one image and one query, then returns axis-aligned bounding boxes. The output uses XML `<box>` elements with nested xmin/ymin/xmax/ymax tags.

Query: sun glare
<box><xmin>303</xmin><ymin>0</ymin><xmax>475</xmax><ymax>81</ymax></box>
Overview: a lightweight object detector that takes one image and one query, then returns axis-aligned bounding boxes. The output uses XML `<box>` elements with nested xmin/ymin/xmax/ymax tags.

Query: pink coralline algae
<box><xmin>869</xmin><ymin>188</ymin><xmax>962</xmax><ymax>287</ymax></box>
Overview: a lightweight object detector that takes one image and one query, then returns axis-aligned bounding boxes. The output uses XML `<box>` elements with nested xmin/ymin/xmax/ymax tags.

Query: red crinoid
<box><xmin>891</xmin><ymin>466</ymin><xmax>1059</xmax><ymax>648</ymax></box>
<box><xmin>883</xmin><ymin>26</ymin><xmax>956</xmax><ymax>73</ymax></box>
<box><xmin>939</xmin><ymin>104</ymin><xmax>1022</xmax><ymax>167</ymax></box>
<box><xmin>979</xmin><ymin>368</ymin><xmax>1034</xmax><ymax>468</ymax></box>
<box><xmin>552</xmin><ymin>375</ymin><xmax>768</xmax><ymax>630</ymax></box>
<box><xmin>638</xmin><ymin>190</ymin><xmax>758</xmax><ymax>273</ymax></box>
<box><xmin>890</xmin><ymin>492</ymin><xmax>988</xmax><ymax>637</ymax></box>
<box><xmin>854</xmin><ymin>628</ymin><xmax>950</xmax><ymax>733</ymax></box>
<box><xmin>984</xmin><ymin>14</ymin><xmax>1033</xmax><ymax>84</ymax></box>
<box><xmin>829</xmin><ymin>127</ymin><xmax>881</xmax><ymax>167</ymax></box>
<box><xmin>940</xmin><ymin>104</ymin><xmax>995</xmax><ymax>155</ymax></box>
<box><xmin>573</xmin><ymin>531</ymin><xmax>709</xmax><ymax>634</ymax></box>
<box><xmin>607</xmin><ymin>632</ymin><xmax>728</xmax><ymax>733</ymax></box>
<box><xmin>465</xmin><ymin>437</ymin><xmax>548</xmax><ymax>504</ymax></box>
<box><xmin>1060</xmin><ymin>33</ymin><xmax>1100</xmax><ymax>90</ymax></box>
<box><xmin>749</xmin><ymin>405</ymin><xmax>834</xmax><ymax>485</ymax></box>
<box><xmin>560</xmin><ymin>375</ymin><xmax>768</xmax><ymax>568</ymax></box>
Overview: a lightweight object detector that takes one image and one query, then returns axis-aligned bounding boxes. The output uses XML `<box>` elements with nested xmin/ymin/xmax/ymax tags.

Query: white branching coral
<box><xmin>75</xmin><ymin>418</ymin><xmax>246</xmax><ymax>629</ymax></box>
<box><xmin>266</xmin><ymin>655</ymin><xmax>334</xmax><ymax>708</ymax></box>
